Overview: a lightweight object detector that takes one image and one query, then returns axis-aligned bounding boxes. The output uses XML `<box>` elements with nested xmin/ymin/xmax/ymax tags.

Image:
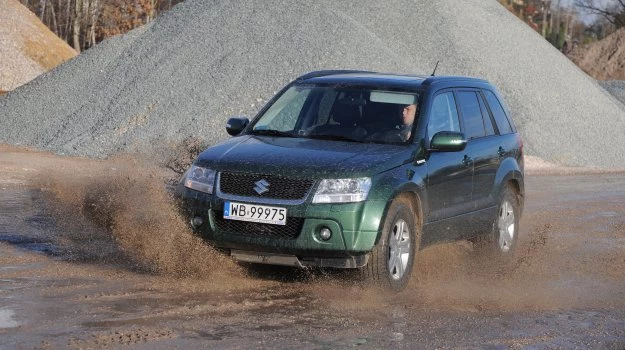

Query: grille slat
<box><xmin>214</xmin><ymin>212</ymin><xmax>304</xmax><ymax>239</ymax></box>
<box><xmin>219</xmin><ymin>172</ymin><xmax>313</xmax><ymax>200</ymax></box>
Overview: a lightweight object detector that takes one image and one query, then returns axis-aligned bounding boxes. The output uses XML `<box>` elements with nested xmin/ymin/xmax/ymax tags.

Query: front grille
<box><xmin>214</xmin><ymin>212</ymin><xmax>304</xmax><ymax>239</ymax></box>
<box><xmin>219</xmin><ymin>172</ymin><xmax>314</xmax><ymax>200</ymax></box>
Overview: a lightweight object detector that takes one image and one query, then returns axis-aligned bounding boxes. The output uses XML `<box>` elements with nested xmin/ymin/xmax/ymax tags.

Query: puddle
<box><xmin>0</xmin><ymin>234</ymin><xmax>59</xmax><ymax>255</ymax></box>
<box><xmin>590</xmin><ymin>237</ymin><xmax>625</xmax><ymax>251</ymax></box>
<box><xmin>0</xmin><ymin>179</ymin><xmax>27</xmax><ymax>187</ymax></box>
<box><xmin>0</xmin><ymin>187</ymin><xmax>62</xmax><ymax>257</ymax></box>
<box><xmin>582</xmin><ymin>211</ymin><xmax>621</xmax><ymax>221</ymax></box>
<box><xmin>0</xmin><ymin>308</ymin><xmax>21</xmax><ymax>328</ymax></box>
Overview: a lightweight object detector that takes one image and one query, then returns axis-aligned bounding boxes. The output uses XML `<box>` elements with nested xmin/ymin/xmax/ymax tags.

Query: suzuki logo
<box><xmin>254</xmin><ymin>179</ymin><xmax>270</xmax><ymax>195</ymax></box>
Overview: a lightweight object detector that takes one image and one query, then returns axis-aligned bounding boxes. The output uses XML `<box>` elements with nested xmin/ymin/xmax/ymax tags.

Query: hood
<box><xmin>195</xmin><ymin>135</ymin><xmax>414</xmax><ymax>178</ymax></box>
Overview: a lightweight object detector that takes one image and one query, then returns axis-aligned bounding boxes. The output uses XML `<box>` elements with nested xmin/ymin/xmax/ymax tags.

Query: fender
<box><xmin>494</xmin><ymin>156</ymin><xmax>525</xmax><ymax>203</ymax></box>
<box><xmin>365</xmin><ymin>163</ymin><xmax>428</xmax><ymax>245</ymax></box>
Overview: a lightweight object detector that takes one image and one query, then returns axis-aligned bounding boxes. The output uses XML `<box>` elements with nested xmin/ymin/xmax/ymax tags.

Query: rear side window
<box><xmin>484</xmin><ymin>90</ymin><xmax>513</xmax><ymax>134</ymax></box>
<box><xmin>457</xmin><ymin>91</ymin><xmax>485</xmax><ymax>140</ymax></box>
<box><xmin>428</xmin><ymin>92</ymin><xmax>460</xmax><ymax>140</ymax></box>
<box><xmin>477</xmin><ymin>93</ymin><xmax>496</xmax><ymax>136</ymax></box>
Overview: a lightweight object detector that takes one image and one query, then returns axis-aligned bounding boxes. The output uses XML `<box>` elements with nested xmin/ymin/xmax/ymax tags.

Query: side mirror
<box><xmin>430</xmin><ymin>131</ymin><xmax>467</xmax><ymax>152</ymax></box>
<box><xmin>226</xmin><ymin>116</ymin><xmax>250</xmax><ymax>136</ymax></box>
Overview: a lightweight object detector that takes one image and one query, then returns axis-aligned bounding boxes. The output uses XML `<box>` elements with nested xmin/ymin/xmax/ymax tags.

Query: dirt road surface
<box><xmin>1</xmin><ymin>145</ymin><xmax>625</xmax><ymax>349</ymax></box>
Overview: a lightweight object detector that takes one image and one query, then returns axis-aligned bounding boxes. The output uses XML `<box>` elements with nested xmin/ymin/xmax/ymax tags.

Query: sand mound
<box><xmin>1</xmin><ymin>0</ymin><xmax>625</xmax><ymax>168</ymax></box>
<box><xmin>0</xmin><ymin>0</ymin><xmax>77</xmax><ymax>91</ymax></box>
<box><xmin>569</xmin><ymin>28</ymin><xmax>625</xmax><ymax>81</ymax></box>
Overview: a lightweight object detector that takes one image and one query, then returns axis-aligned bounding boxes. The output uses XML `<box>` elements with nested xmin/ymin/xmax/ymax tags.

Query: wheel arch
<box><xmin>373</xmin><ymin>182</ymin><xmax>426</xmax><ymax>246</ymax></box>
<box><xmin>494</xmin><ymin>157</ymin><xmax>525</xmax><ymax>216</ymax></box>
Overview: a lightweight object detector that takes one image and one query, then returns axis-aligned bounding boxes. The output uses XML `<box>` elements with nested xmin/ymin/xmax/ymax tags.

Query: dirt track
<box><xmin>1</xmin><ymin>145</ymin><xmax>625</xmax><ymax>349</ymax></box>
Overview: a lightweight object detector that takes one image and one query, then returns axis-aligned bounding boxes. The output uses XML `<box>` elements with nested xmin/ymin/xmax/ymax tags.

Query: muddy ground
<box><xmin>1</xmin><ymin>145</ymin><xmax>624</xmax><ymax>349</ymax></box>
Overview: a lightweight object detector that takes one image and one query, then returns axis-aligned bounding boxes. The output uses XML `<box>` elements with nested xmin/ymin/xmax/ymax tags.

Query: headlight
<box><xmin>184</xmin><ymin>165</ymin><xmax>216</xmax><ymax>194</ymax></box>
<box><xmin>312</xmin><ymin>178</ymin><xmax>372</xmax><ymax>204</ymax></box>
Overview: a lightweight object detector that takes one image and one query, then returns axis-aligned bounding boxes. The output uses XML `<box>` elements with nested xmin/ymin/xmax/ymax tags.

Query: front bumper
<box><xmin>178</xmin><ymin>186</ymin><xmax>385</xmax><ymax>267</ymax></box>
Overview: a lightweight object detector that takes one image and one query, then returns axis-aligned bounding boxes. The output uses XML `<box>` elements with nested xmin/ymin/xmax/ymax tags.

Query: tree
<box><xmin>583</xmin><ymin>17</ymin><xmax>613</xmax><ymax>40</ymax></box>
<box><xmin>20</xmin><ymin>0</ymin><xmax>183</xmax><ymax>52</ymax></box>
<box><xmin>574</xmin><ymin>0</ymin><xmax>625</xmax><ymax>28</ymax></box>
<box><xmin>72</xmin><ymin>0</ymin><xmax>82</xmax><ymax>51</ymax></box>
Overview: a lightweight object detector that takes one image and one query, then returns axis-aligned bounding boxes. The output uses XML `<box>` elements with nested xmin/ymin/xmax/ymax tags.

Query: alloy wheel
<box><xmin>388</xmin><ymin>219</ymin><xmax>411</xmax><ymax>280</ymax></box>
<box><xmin>497</xmin><ymin>200</ymin><xmax>515</xmax><ymax>252</ymax></box>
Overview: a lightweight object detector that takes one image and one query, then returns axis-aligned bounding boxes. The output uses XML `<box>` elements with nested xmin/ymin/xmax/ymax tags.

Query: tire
<box><xmin>363</xmin><ymin>196</ymin><xmax>421</xmax><ymax>291</ymax></box>
<box><xmin>476</xmin><ymin>184</ymin><xmax>521</xmax><ymax>259</ymax></box>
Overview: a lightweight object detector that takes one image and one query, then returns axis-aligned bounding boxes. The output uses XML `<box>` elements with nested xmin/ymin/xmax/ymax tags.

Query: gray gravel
<box><xmin>1</xmin><ymin>0</ymin><xmax>625</xmax><ymax>168</ymax></box>
<box><xmin>599</xmin><ymin>80</ymin><xmax>625</xmax><ymax>107</ymax></box>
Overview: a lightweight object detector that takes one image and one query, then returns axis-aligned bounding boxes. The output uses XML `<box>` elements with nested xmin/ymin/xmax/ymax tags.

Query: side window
<box><xmin>428</xmin><ymin>92</ymin><xmax>460</xmax><ymax>141</ymax></box>
<box><xmin>457</xmin><ymin>91</ymin><xmax>486</xmax><ymax>140</ymax></box>
<box><xmin>484</xmin><ymin>90</ymin><xmax>513</xmax><ymax>135</ymax></box>
<box><xmin>477</xmin><ymin>92</ymin><xmax>496</xmax><ymax>136</ymax></box>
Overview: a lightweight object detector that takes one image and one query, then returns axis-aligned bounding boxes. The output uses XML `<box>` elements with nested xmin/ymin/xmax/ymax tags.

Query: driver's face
<box><xmin>401</xmin><ymin>104</ymin><xmax>417</xmax><ymax>126</ymax></box>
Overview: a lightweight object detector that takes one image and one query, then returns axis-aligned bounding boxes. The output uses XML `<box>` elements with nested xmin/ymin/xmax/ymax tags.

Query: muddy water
<box><xmin>1</xmin><ymin>146</ymin><xmax>625</xmax><ymax>349</ymax></box>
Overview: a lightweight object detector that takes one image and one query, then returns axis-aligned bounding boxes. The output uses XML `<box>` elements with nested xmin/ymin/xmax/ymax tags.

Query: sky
<box><xmin>564</xmin><ymin>0</ymin><xmax>615</xmax><ymax>24</ymax></box>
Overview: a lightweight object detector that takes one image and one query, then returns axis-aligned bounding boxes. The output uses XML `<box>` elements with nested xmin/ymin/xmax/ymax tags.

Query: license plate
<box><xmin>223</xmin><ymin>201</ymin><xmax>287</xmax><ymax>225</ymax></box>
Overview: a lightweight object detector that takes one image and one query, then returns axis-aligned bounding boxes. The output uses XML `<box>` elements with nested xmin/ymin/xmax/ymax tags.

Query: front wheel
<box><xmin>363</xmin><ymin>196</ymin><xmax>421</xmax><ymax>291</ymax></box>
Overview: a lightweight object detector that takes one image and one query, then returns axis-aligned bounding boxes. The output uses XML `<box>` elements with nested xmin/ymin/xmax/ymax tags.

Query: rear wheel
<box><xmin>476</xmin><ymin>184</ymin><xmax>520</xmax><ymax>259</ymax></box>
<box><xmin>363</xmin><ymin>196</ymin><xmax>420</xmax><ymax>291</ymax></box>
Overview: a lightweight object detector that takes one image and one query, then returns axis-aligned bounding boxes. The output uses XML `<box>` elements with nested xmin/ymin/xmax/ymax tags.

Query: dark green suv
<box><xmin>178</xmin><ymin>71</ymin><xmax>524</xmax><ymax>291</ymax></box>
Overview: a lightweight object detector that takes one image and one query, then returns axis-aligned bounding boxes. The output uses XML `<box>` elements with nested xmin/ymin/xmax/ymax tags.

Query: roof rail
<box><xmin>421</xmin><ymin>75</ymin><xmax>489</xmax><ymax>86</ymax></box>
<box><xmin>295</xmin><ymin>70</ymin><xmax>375</xmax><ymax>81</ymax></box>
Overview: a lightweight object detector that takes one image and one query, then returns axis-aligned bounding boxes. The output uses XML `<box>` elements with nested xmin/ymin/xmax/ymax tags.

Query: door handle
<box><xmin>498</xmin><ymin>146</ymin><xmax>506</xmax><ymax>158</ymax></box>
<box><xmin>462</xmin><ymin>155</ymin><xmax>473</xmax><ymax>167</ymax></box>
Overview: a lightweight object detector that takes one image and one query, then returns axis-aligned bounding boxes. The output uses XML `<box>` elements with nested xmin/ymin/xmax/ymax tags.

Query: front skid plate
<box><xmin>231</xmin><ymin>250</ymin><xmax>303</xmax><ymax>267</ymax></box>
<box><xmin>230</xmin><ymin>250</ymin><xmax>369</xmax><ymax>269</ymax></box>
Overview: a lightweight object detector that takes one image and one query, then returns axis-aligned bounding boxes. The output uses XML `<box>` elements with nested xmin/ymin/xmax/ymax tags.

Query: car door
<box><xmin>455</xmin><ymin>90</ymin><xmax>500</xmax><ymax>236</ymax></box>
<box><xmin>425</xmin><ymin>91</ymin><xmax>474</xmax><ymax>235</ymax></box>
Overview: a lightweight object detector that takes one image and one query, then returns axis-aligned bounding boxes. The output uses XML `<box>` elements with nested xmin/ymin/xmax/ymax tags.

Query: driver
<box><xmin>398</xmin><ymin>104</ymin><xmax>417</xmax><ymax>141</ymax></box>
<box><xmin>363</xmin><ymin>103</ymin><xmax>418</xmax><ymax>143</ymax></box>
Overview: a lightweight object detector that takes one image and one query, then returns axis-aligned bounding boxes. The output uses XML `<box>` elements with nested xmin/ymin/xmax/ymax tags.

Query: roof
<box><xmin>295</xmin><ymin>70</ymin><xmax>489</xmax><ymax>90</ymax></box>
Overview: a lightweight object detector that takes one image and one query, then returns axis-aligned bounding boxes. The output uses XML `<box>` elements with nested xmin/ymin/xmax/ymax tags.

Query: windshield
<box><xmin>250</xmin><ymin>85</ymin><xmax>420</xmax><ymax>144</ymax></box>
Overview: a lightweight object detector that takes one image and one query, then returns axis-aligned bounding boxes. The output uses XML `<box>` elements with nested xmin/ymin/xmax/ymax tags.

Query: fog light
<box><xmin>319</xmin><ymin>227</ymin><xmax>332</xmax><ymax>241</ymax></box>
<box><xmin>191</xmin><ymin>216</ymin><xmax>204</xmax><ymax>228</ymax></box>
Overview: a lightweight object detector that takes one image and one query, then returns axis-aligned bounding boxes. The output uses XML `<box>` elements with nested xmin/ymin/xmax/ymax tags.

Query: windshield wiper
<box><xmin>307</xmin><ymin>134</ymin><xmax>360</xmax><ymax>143</ymax></box>
<box><xmin>250</xmin><ymin>129</ymin><xmax>296</xmax><ymax>138</ymax></box>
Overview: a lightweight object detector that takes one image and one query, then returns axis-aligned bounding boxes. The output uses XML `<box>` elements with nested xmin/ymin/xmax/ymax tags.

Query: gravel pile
<box><xmin>1</xmin><ymin>0</ymin><xmax>625</xmax><ymax>168</ymax></box>
<box><xmin>599</xmin><ymin>80</ymin><xmax>625</xmax><ymax>107</ymax></box>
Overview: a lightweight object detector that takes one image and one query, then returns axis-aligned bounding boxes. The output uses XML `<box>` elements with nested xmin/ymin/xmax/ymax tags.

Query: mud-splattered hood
<box><xmin>194</xmin><ymin>135</ymin><xmax>414</xmax><ymax>178</ymax></box>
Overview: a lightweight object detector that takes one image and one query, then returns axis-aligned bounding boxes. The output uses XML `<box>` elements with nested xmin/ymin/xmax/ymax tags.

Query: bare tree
<box><xmin>47</xmin><ymin>0</ymin><xmax>58</xmax><ymax>36</ymax></box>
<box><xmin>574</xmin><ymin>0</ymin><xmax>625</xmax><ymax>28</ymax></box>
<box><xmin>85</xmin><ymin>0</ymin><xmax>101</xmax><ymax>48</ymax></box>
<box><xmin>20</xmin><ymin>0</ymin><xmax>183</xmax><ymax>51</ymax></box>
<box><xmin>541</xmin><ymin>0</ymin><xmax>550</xmax><ymax>37</ymax></box>
<box><xmin>72</xmin><ymin>0</ymin><xmax>82</xmax><ymax>51</ymax></box>
<box><xmin>39</xmin><ymin>0</ymin><xmax>46</xmax><ymax>21</ymax></box>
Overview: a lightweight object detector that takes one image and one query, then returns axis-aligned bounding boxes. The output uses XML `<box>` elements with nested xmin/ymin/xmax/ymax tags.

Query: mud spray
<box><xmin>310</xmin><ymin>192</ymin><xmax>625</xmax><ymax>314</ymax></box>
<box><xmin>34</xmin><ymin>155</ymin><xmax>241</xmax><ymax>281</ymax></box>
<box><xmin>307</xmin><ymin>224</ymin><xmax>560</xmax><ymax>314</ymax></box>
